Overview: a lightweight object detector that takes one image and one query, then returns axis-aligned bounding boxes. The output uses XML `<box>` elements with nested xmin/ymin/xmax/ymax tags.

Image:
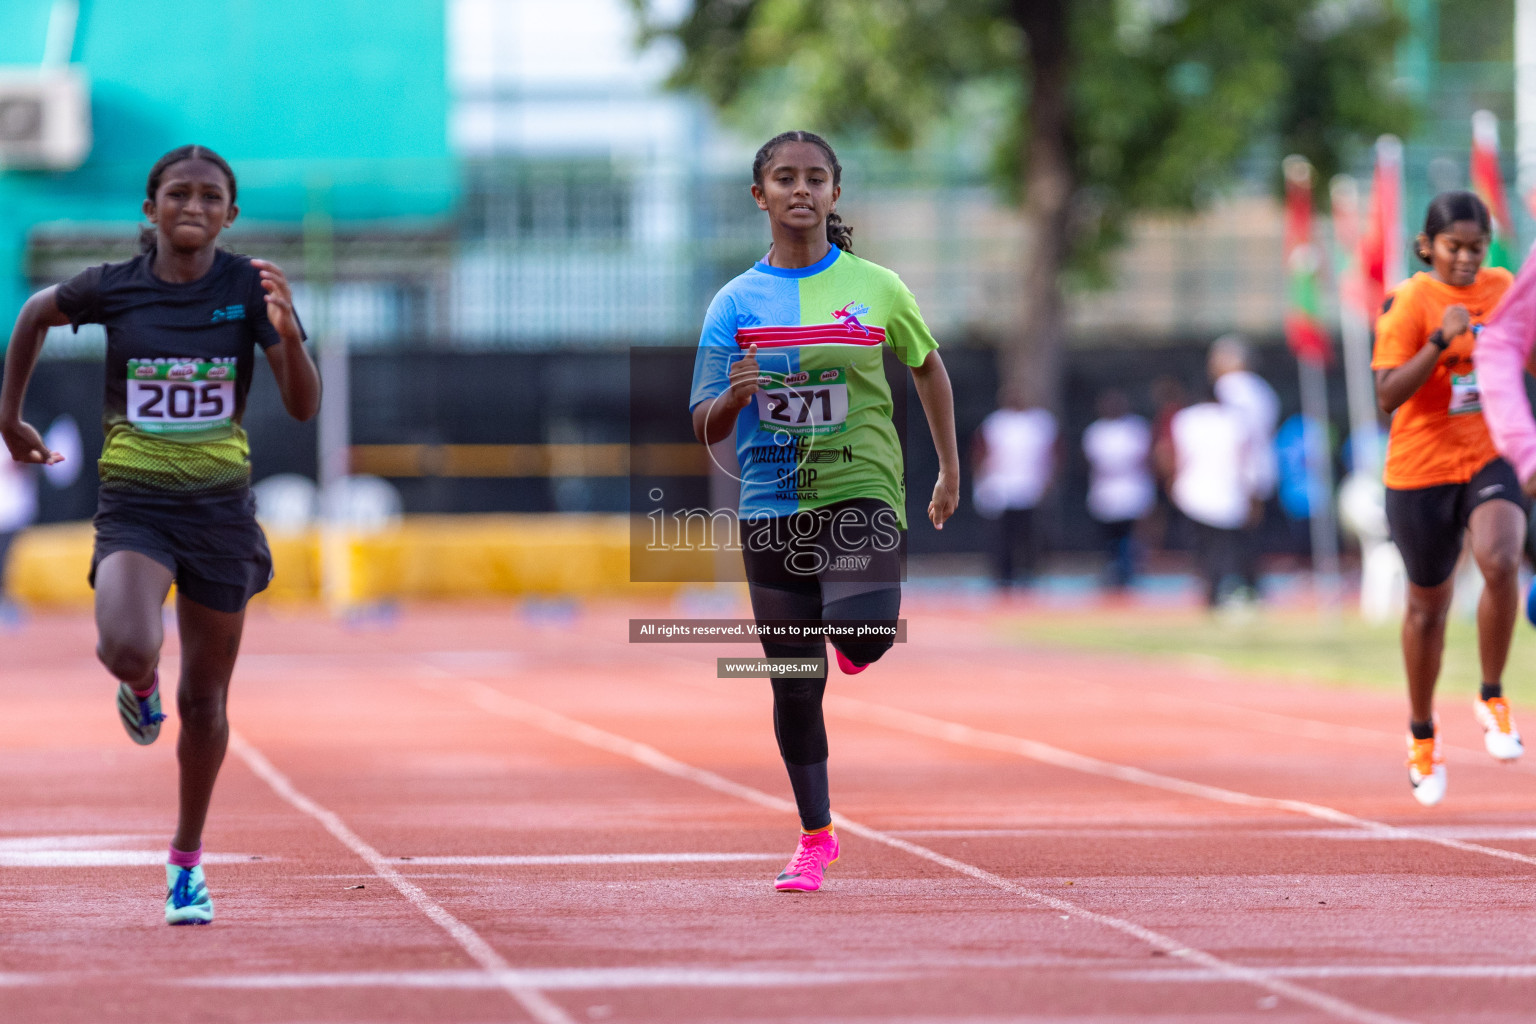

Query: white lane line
<box><xmin>431</xmin><ymin>677</ymin><xmax>1416</xmax><ymax>1024</ymax></box>
<box><xmin>0</xmin><ymin>851</ymin><xmax>263</xmax><ymax>867</ymax></box>
<box><xmin>826</xmin><ymin>694</ymin><xmax>1536</xmax><ymax>870</ymax></box>
<box><xmin>0</xmin><ymin>834</ymin><xmax>161</xmax><ymax>852</ymax></box>
<box><xmin>179</xmin><ymin>967</ymin><xmax>892</xmax><ymax>990</ymax></box>
<box><xmin>1114</xmin><ymin>964</ymin><xmax>1536</xmax><ymax>981</ymax></box>
<box><xmin>892</xmin><ymin>826</ymin><xmax>1536</xmax><ymax>842</ymax></box>
<box><xmin>228</xmin><ymin>733</ymin><xmax>574</xmax><ymax>1024</ymax></box>
<box><xmin>388</xmin><ymin>853</ymin><xmax>780</xmax><ymax>866</ymax></box>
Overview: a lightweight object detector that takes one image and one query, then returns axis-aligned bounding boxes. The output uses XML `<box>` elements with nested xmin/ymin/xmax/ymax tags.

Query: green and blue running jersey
<box><xmin>689</xmin><ymin>247</ymin><xmax>937</xmax><ymax>527</ymax></box>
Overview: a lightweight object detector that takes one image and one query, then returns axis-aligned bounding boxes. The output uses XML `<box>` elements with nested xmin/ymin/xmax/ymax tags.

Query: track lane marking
<box><xmin>824</xmin><ymin>695</ymin><xmax>1536</xmax><ymax>869</ymax></box>
<box><xmin>0</xmin><ymin>851</ymin><xmax>264</xmax><ymax>867</ymax></box>
<box><xmin>382</xmin><ymin>853</ymin><xmax>780</xmax><ymax>866</ymax></box>
<box><xmin>229</xmin><ymin>733</ymin><xmax>575</xmax><ymax>1024</ymax></box>
<box><xmin>1114</xmin><ymin>964</ymin><xmax>1536</xmax><ymax>981</ymax></box>
<box><xmin>431</xmin><ymin>676</ymin><xmax>1417</xmax><ymax>1024</ymax></box>
<box><xmin>178</xmin><ymin>967</ymin><xmax>894</xmax><ymax>989</ymax></box>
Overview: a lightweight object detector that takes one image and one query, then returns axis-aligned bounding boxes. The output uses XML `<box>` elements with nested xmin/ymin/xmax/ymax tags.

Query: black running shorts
<box><xmin>1385</xmin><ymin>457</ymin><xmax>1528</xmax><ymax>588</ymax></box>
<box><xmin>90</xmin><ymin>486</ymin><xmax>273</xmax><ymax>614</ymax></box>
<box><xmin>740</xmin><ymin>497</ymin><xmax>905</xmax><ymax>595</ymax></box>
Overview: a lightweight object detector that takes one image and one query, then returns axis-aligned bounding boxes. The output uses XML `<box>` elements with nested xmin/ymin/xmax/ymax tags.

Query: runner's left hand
<box><xmin>928</xmin><ymin>471</ymin><xmax>959</xmax><ymax>529</ymax></box>
<box><xmin>252</xmin><ymin>260</ymin><xmax>302</xmax><ymax>345</ymax></box>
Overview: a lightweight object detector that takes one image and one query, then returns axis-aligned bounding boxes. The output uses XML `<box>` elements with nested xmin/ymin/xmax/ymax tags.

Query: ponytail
<box><xmin>825</xmin><ymin>211</ymin><xmax>854</xmax><ymax>252</ymax></box>
<box><xmin>751</xmin><ymin>130</ymin><xmax>854</xmax><ymax>253</ymax></box>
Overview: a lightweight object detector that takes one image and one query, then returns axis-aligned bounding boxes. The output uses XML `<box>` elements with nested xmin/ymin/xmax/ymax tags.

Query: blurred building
<box><xmin>0</xmin><ymin>0</ymin><xmax>456</xmax><ymax>341</ymax></box>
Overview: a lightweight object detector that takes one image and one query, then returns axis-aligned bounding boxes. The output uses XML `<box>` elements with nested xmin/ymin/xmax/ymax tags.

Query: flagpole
<box><xmin>1378</xmin><ymin>136</ymin><xmax>1407</xmax><ymax>289</ymax></box>
<box><xmin>1299</xmin><ymin>356</ymin><xmax>1341</xmax><ymax>605</ymax></box>
<box><xmin>1284</xmin><ymin>156</ymin><xmax>1342</xmax><ymax>608</ymax></box>
<box><xmin>1517</xmin><ymin>0</ymin><xmax>1536</xmax><ymax>213</ymax></box>
<box><xmin>1328</xmin><ymin>174</ymin><xmax>1380</xmax><ymax>479</ymax></box>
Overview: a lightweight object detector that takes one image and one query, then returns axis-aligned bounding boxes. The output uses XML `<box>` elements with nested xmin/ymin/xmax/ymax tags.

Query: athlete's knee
<box><xmin>176</xmin><ymin>690</ymin><xmax>227</xmax><ymax>734</ymax></box>
<box><xmin>772</xmin><ymin>676</ymin><xmax>826</xmax><ymax>711</ymax></box>
<box><xmin>1404</xmin><ymin>596</ymin><xmax>1450</xmax><ymax>632</ymax></box>
<box><xmin>1477</xmin><ymin>547</ymin><xmax>1521</xmax><ymax>587</ymax></box>
<box><xmin>96</xmin><ymin>635</ymin><xmax>157</xmax><ymax>684</ymax></box>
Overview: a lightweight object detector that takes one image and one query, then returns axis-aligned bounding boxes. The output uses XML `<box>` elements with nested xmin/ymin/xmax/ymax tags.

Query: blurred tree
<box><xmin>634</xmin><ymin>0</ymin><xmax>1412</xmax><ymax>409</ymax></box>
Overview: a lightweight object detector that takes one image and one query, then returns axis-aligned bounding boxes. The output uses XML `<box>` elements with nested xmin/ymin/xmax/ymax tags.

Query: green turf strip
<box><xmin>1004</xmin><ymin>610</ymin><xmax>1536</xmax><ymax>703</ymax></box>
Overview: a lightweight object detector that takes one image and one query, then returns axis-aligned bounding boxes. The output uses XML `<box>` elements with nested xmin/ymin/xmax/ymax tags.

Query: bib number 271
<box><xmin>755</xmin><ymin>381</ymin><xmax>849</xmax><ymax>435</ymax></box>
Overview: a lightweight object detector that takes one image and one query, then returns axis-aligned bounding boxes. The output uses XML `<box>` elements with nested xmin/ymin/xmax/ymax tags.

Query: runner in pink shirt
<box><xmin>1475</xmin><ymin>254</ymin><xmax>1536</xmax><ymax>496</ymax></box>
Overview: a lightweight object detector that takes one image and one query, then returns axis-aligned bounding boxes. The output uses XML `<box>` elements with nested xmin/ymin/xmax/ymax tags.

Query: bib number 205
<box><xmin>126</xmin><ymin>360</ymin><xmax>236</xmax><ymax>435</ymax></box>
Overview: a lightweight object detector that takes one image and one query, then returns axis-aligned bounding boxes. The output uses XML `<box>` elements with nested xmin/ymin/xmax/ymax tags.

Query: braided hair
<box><xmin>139</xmin><ymin>145</ymin><xmax>238</xmax><ymax>253</ymax></box>
<box><xmin>751</xmin><ymin>131</ymin><xmax>853</xmax><ymax>253</ymax></box>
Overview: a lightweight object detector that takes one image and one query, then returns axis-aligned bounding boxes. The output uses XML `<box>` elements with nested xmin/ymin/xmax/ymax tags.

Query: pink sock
<box><xmin>168</xmin><ymin>844</ymin><xmax>201</xmax><ymax>868</ymax></box>
<box><xmin>130</xmin><ymin>670</ymin><xmax>158</xmax><ymax>700</ymax></box>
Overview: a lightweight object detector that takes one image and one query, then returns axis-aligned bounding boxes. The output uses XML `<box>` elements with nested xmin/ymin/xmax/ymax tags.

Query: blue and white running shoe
<box><xmin>117</xmin><ymin>678</ymin><xmax>165</xmax><ymax>746</ymax></box>
<box><xmin>165</xmin><ymin>864</ymin><xmax>213</xmax><ymax>925</ymax></box>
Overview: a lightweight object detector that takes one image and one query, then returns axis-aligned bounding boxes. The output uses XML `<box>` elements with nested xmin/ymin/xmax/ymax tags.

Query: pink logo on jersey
<box><xmin>833</xmin><ymin>302</ymin><xmax>871</xmax><ymax>336</ymax></box>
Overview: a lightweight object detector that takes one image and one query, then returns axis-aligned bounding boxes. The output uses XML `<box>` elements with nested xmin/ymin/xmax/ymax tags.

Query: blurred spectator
<box><xmin>1275</xmin><ymin>413</ymin><xmax>1342</xmax><ymax>557</ymax></box>
<box><xmin>1149</xmin><ymin>375</ymin><xmax>1190</xmax><ymax>551</ymax></box>
<box><xmin>1082</xmin><ymin>389</ymin><xmax>1153</xmax><ymax>589</ymax></box>
<box><xmin>973</xmin><ymin>395</ymin><xmax>1057</xmax><ymax>587</ymax></box>
<box><xmin>0</xmin><ymin>458</ymin><xmax>38</xmax><ymax>623</ymax></box>
<box><xmin>1209</xmin><ymin>335</ymin><xmax>1278</xmax><ymax>596</ymax></box>
<box><xmin>1274</xmin><ymin>412</ymin><xmax>1313</xmax><ymax>552</ymax></box>
<box><xmin>1167</xmin><ymin>393</ymin><xmax>1258</xmax><ymax>608</ymax></box>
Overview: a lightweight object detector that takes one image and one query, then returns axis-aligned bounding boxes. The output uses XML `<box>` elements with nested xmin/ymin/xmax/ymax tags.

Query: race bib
<box><xmin>1449</xmin><ymin>371</ymin><xmax>1481</xmax><ymax>416</ymax></box>
<box><xmin>755</xmin><ymin>367</ymin><xmax>849</xmax><ymax>436</ymax></box>
<box><xmin>127</xmin><ymin>359</ymin><xmax>236</xmax><ymax>435</ymax></box>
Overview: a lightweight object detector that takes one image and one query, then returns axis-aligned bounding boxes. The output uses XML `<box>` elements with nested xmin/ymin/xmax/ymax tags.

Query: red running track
<box><xmin>6</xmin><ymin>597</ymin><xmax>1536</xmax><ymax>1023</ymax></box>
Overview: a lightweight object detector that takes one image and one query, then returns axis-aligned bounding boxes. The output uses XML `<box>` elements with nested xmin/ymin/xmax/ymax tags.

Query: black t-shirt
<box><xmin>55</xmin><ymin>248</ymin><xmax>302</xmax><ymax>493</ymax></box>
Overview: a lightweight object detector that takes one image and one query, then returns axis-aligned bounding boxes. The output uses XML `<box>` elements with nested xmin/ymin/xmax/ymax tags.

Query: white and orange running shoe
<box><xmin>774</xmin><ymin>827</ymin><xmax>839</xmax><ymax>892</ymax></box>
<box><xmin>1407</xmin><ymin>733</ymin><xmax>1446</xmax><ymax>807</ymax></box>
<box><xmin>1474</xmin><ymin>697</ymin><xmax>1523</xmax><ymax>762</ymax></box>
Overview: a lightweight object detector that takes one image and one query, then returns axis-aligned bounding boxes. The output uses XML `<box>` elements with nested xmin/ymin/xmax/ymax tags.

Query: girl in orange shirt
<box><xmin>1373</xmin><ymin>190</ymin><xmax>1525</xmax><ymax>807</ymax></box>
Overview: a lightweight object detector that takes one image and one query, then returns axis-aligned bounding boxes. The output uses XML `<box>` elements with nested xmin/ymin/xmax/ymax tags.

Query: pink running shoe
<box><xmin>834</xmin><ymin>648</ymin><xmax>868</xmax><ymax>675</ymax></box>
<box><xmin>775</xmin><ymin>828</ymin><xmax>840</xmax><ymax>892</ymax></box>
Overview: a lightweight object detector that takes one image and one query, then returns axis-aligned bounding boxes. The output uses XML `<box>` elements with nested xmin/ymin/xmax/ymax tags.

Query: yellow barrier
<box><xmin>6</xmin><ymin>515</ymin><xmax>694</xmax><ymax>607</ymax></box>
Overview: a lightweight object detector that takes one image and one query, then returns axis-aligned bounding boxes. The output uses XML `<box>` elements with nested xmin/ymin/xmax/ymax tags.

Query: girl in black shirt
<box><xmin>0</xmin><ymin>145</ymin><xmax>320</xmax><ymax>924</ymax></box>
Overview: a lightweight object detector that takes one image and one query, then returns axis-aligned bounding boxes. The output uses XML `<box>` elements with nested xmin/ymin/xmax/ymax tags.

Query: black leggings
<box><xmin>748</xmin><ymin>582</ymin><xmax>901</xmax><ymax>765</ymax></box>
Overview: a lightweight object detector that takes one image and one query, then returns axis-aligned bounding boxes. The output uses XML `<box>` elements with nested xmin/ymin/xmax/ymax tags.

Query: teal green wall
<box><xmin>0</xmin><ymin>0</ymin><xmax>456</xmax><ymax>324</ymax></box>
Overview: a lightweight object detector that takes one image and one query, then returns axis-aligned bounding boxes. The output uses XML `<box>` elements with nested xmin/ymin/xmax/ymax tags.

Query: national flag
<box><xmin>1360</xmin><ymin>135</ymin><xmax>1405</xmax><ymax>317</ymax></box>
<box><xmin>1471</xmin><ymin>110</ymin><xmax>1518</xmax><ymax>269</ymax></box>
<box><xmin>1284</xmin><ymin>155</ymin><xmax>1330</xmax><ymax>365</ymax></box>
<box><xmin>1329</xmin><ymin>175</ymin><xmax>1365</xmax><ymax>316</ymax></box>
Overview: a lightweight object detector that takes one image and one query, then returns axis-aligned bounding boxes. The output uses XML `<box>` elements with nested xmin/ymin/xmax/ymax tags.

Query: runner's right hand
<box><xmin>727</xmin><ymin>344</ymin><xmax>763</xmax><ymax>408</ymax></box>
<box><xmin>1441</xmin><ymin>304</ymin><xmax>1471</xmax><ymax>342</ymax></box>
<box><xmin>0</xmin><ymin>419</ymin><xmax>62</xmax><ymax>465</ymax></box>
